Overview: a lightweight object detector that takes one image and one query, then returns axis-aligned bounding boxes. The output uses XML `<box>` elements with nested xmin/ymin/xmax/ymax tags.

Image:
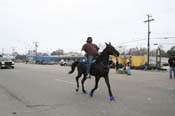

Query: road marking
<box><xmin>55</xmin><ymin>79</ymin><xmax>76</xmax><ymax>85</ymax></box>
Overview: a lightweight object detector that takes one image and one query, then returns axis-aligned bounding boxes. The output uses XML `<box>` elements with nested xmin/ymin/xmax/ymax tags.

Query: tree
<box><xmin>149</xmin><ymin>49</ymin><xmax>167</xmax><ymax>57</ymax></box>
<box><xmin>160</xmin><ymin>49</ymin><xmax>167</xmax><ymax>57</ymax></box>
<box><xmin>37</xmin><ymin>52</ymin><xmax>49</xmax><ymax>56</ymax></box>
<box><xmin>128</xmin><ymin>47</ymin><xmax>147</xmax><ymax>55</ymax></box>
<box><xmin>51</xmin><ymin>49</ymin><xmax>64</xmax><ymax>56</ymax></box>
<box><xmin>150</xmin><ymin>50</ymin><xmax>156</xmax><ymax>56</ymax></box>
<box><xmin>167</xmin><ymin>46</ymin><xmax>175</xmax><ymax>57</ymax></box>
<box><xmin>15</xmin><ymin>54</ymin><xmax>26</xmax><ymax>61</ymax></box>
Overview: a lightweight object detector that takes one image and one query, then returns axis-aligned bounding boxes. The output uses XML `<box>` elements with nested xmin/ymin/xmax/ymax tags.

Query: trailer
<box><xmin>26</xmin><ymin>56</ymin><xmax>59</xmax><ymax>64</ymax></box>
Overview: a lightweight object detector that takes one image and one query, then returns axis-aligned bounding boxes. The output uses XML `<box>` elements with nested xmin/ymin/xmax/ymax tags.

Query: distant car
<box><xmin>65</xmin><ymin>60</ymin><xmax>74</xmax><ymax>66</ymax></box>
<box><xmin>59</xmin><ymin>59</ymin><xmax>74</xmax><ymax>66</ymax></box>
<box><xmin>0</xmin><ymin>57</ymin><xmax>15</xmax><ymax>69</ymax></box>
<box><xmin>59</xmin><ymin>59</ymin><xmax>67</xmax><ymax>66</ymax></box>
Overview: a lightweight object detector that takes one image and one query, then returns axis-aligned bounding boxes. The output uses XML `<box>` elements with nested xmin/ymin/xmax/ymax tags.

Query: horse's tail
<box><xmin>68</xmin><ymin>61</ymin><xmax>79</xmax><ymax>74</ymax></box>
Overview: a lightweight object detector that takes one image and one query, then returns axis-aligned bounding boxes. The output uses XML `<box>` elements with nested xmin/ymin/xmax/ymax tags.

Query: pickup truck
<box><xmin>0</xmin><ymin>57</ymin><xmax>15</xmax><ymax>69</ymax></box>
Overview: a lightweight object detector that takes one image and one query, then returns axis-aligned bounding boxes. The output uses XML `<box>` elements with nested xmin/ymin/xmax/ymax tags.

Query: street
<box><xmin>0</xmin><ymin>63</ymin><xmax>175</xmax><ymax>116</ymax></box>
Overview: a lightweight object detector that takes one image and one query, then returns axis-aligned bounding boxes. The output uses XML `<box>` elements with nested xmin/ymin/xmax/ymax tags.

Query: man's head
<box><xmin>86</xmin><ymin>37</ymin><xmax>93</xmax><ymax>43</ymax></box>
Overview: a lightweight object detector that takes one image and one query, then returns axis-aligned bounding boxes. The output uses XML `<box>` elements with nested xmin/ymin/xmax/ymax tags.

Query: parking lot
<box><xmin>0</xmin><ymin>63</ymin><xmax>175</xmax><ymax>116</ymax></box>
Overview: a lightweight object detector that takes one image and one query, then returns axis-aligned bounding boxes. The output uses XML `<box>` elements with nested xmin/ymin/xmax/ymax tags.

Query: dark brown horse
<box><xmin>68</xmin><ymin>43</ymin><xmax>120</xmax><ymax>101</ymax></box>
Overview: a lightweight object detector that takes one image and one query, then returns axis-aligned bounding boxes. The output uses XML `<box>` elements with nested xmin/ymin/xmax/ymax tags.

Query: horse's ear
<box><xmin>109</xmin><ymin>42</ymin><xmax>111</xmax><ymax>45</ymax></box>
<box><xmin>105</xmin><ymin>42</ymin><xmax>108</xmax><ymax>46</ymax></box>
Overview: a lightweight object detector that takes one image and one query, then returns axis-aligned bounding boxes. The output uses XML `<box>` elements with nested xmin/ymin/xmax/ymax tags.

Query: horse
<box><xmin>68</xmin><ymin>43</ymin><xmax>120</xmax><ymax>101</ymax></box>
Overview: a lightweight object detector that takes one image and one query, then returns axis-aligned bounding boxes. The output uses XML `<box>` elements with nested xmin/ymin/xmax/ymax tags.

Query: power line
<box><xmin>154</xmin><ymin>43</ymin><xmax>175</xmax><ymax>45</ymax></box>
<box><xmin>114</xmin><ymin>36</ymin><xmax>173</xmax><ymax>47</ymax></box>
<box><xmin>117</xmin><ymin>39</ymin><xmax>146</xmax><ymax>45</ymax></box>
<box><xmin>151</xmin><ymin>37</ymin><xmax>175</xmax><ymax>39</ymax></box>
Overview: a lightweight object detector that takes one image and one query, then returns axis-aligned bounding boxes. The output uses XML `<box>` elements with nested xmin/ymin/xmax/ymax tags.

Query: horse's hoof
<box><xmin>109</xmin><ymin>96</ymin><xmax>115</xmax><ymax>101</ymax></box>
<box><xmin>83</xmin><ymin>90</ymin><xmax>87</xmax><ymax>94</ymax></box>
<box><xmin>75</xmin><ymin>89</ymin><xmax>79</xmax><ymax>92</ymax></box>
<box><xmin>89</xmin><ymin>92</ymin><xmax>93</xmax><ymax>97</ymax></box>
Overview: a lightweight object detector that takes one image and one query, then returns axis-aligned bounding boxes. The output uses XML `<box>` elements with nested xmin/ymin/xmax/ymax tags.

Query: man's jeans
<box><xmin>169</xmin><ymin>67</ymin><xmax>175</xmax><ymax>78</ymax></box>
<box><xmin>126</xmin><ymin>66</ymin><xmax>131</xmax><ymax>75</ymax></box>
<box><xmin>86</xmin><ymin>56</ymin><xmax>94</xmax><ymax>75</ymax></box>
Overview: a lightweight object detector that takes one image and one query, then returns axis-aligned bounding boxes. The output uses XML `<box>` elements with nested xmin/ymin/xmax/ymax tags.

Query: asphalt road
<box><xmin>0</xmin><ymin>63</ymin><xmax>175</xmax><ymax>116</ymax></box>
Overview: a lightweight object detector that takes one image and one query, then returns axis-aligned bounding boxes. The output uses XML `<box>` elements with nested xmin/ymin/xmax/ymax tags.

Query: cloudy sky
<box><xmin>0</xmin><ymin>0</ymin><xmax>175</xmax><ymax>54</ymax></box>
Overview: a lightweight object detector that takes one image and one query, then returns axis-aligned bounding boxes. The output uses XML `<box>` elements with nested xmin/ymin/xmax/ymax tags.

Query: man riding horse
<box><xmin>69</xmin><ymin>41</ymin><xmax>120</xmax><ymax>101</ymax></box>
<box><xmin>81</xmin><ymin>37</ymin><xmax>99</xmax><ymax>79</ymax></box>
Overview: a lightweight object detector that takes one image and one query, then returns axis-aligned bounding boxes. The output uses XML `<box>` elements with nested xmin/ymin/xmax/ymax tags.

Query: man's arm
<box><xmin>81</xmin><ymin>44</ymin><xmax>87</xmax><ymax>52</ymax></box>
<box><xmin>81</xmin><ymin>44</ymin><xmax>85</xmax><ymax>51</ymax></box>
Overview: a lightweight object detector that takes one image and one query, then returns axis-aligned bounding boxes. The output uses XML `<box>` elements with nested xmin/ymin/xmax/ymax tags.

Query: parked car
<box><xmin>65</xmin><ymin>60</ymin><xmax>74</xmax><ymax>66</ymax></box>
<box><xmin>59</xmin><ymin>59</ymin><xmax>67</xmax><ymax>66</ymax></box>
<box><xmin>59</xmin><ymin>59</ymin><xmax>74</xmax><ymax>66</ymax></box>
<box><xmin>0</xmin><ymin>57</ymin><xmax>15</xmax><ymax>69</ymax></box>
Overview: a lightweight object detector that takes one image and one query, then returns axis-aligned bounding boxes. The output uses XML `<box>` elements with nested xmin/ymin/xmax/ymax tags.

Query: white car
<box><xmin>59</xmin><ymin>59</ymin><xmax>66</xmax><ymax>66</ymax></box>
<box><xmin>0</xmin><ymin>57</ymin><xmax>15</xmax><ymax>69</ymax></box>
<box><xmin>59</xmin><ymin>59</ymin><xmax>74</xmax><ymax>66</ymax></box>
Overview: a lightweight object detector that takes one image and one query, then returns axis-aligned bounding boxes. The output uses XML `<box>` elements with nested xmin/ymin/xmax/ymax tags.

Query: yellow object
<box><xmin>131</xmin><ymin>56</ymin><xmax>147</xmax><ymax>66</ymax></box>
<box><xmin>111</xmin><ymin>55</ymin><xmax>147</xmax><ymax>66</ymax></box>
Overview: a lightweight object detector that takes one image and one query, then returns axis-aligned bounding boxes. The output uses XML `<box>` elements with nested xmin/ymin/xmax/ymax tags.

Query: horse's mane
<box><xmin>95</xmin><ymin>47</ymin><xmax>110</xmax><ymax>65</ymax></box>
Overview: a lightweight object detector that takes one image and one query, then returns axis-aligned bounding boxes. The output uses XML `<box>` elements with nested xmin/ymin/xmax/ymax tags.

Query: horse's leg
<box><xmin>104</xmin><ymin>76</ymin><xmax>115</xmax><ymax>101</ymax></box>
<box><xmin>89</xmin><ymin>76</ymin><xmax>100</xmax><ymax>97</ymax></box>
<box><xmin>81</xmin><ymin>74</ymin><xmax>87</xmax><ymax>94</ymax></box>
<box><xmin>75</xmin><ymin>73</ymin><xmax>82</xmax><ymax>92</ymax></box>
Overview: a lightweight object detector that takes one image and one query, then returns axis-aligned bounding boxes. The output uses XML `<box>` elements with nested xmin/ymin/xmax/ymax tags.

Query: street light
<box><xmin>153</xmin><ymin>43</ymin><xmax>158</xmax><ymax>45</ymax></box>
<box><xmin>164</xmin><ymin>37</ymin><xmax>175</xmax><ymax>39</ymax></box>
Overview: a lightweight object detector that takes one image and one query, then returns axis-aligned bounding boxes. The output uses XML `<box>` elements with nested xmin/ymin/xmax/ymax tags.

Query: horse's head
<box><xmin>104</xmin><ymin>42</ymin><xmax>120</xmax><ymax>57</ymax></box>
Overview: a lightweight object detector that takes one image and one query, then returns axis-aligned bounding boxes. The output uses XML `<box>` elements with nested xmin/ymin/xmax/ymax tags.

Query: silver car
<box><xmin>0</xmin><ymin>57</ymin><xmax>15</xmax><ymax>69</ymax></box>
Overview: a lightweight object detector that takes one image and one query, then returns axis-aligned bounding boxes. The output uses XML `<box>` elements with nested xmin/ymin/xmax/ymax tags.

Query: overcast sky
<box><xmin>0</xmin><ymin>0</ymin><xmax>175</xmax><ymax>54</ymax></box>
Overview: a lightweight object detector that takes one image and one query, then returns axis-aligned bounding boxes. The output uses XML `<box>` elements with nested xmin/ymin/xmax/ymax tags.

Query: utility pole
<box><xmin>144</xmin><ymin>14</ymin><xmax>154</xmax><ymax>66</ymax></box>
<box><xmin>11</xmin><ymin>47</ymin><xmax>16</xmax><ymax>56</ymax></box>
<box><xmin>33</xmin><ymin>41</ymin><xmax>39</xmax><ymax>63</ymax></box>
<box><xmin>1</xmin><ymin>48</ymin><xmax>4</xmax><ymax>55</ymax></box>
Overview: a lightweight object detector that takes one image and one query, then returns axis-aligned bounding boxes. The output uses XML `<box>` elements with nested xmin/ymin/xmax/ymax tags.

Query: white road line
<box><xmin>55</xmin><ymin>79</ymin><xmax>76</xmax><ymax>85</ymax></box>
